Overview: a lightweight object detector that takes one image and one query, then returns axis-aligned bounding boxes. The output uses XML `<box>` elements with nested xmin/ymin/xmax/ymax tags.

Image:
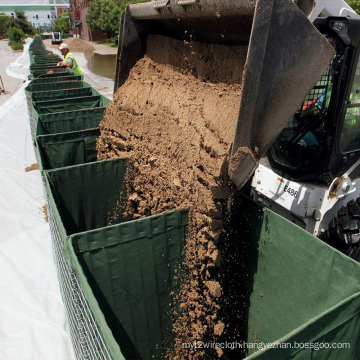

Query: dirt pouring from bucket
<box><xmin>97</xmin><ymin>34</ymin><xmax>248</xmax><ymax>359</ymax></box>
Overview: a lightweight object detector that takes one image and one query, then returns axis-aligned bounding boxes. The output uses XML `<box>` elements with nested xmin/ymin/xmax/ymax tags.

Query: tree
<box><xmin>7</xmin><ymin>26</ymin><xmax>25</xmax><ymax>42</ymax></box>
<box><xmin>87</xmin><ymin>0</ymin><xmax>150</xmax><ymax>39</ymax></box>
<box><xmin>5</xmin><ymin>10</ymin><xmax>34</xmax><ymax>36</ymax></box>
<box><xmin>15</xmin><ymin>10</ymin><xmax>27</xmax><ymax>21</ymax></box>
<box><xmin>86</xmin><ymin>0</ymin><xmax>104</xmax><ymax>33</ymax></box>
<box><xmin>0</xmin><ymin>14</ymin><xmax>10</xmax><ymax>34</ymax></box>
<box><xmin>346</xmin><ymin>0</ymin><xmax>360</xmax><ymax>14</ymax></box>
<box><xmin>109</xmin><ymin>5</ymin><xmax>122</xmax><ymax>35</ymax></box>
<box><xmin>54</xmin><ymin>15</ymin><xmax>70</xmax><ymax>34</ymax></box>
<box><xmin>7</xmin><ymin>26</ymin><xmax>25</xmax><ymax>49</ymax></box>
<box><xmin>87</xmin><ymin>0</ymin><xmax>118</xmax><ymax>38</ymax></box>
<box><xmin>14</xmin><ymin>10</ymin><xmax>34</xmax><ymax>35</ymax></box>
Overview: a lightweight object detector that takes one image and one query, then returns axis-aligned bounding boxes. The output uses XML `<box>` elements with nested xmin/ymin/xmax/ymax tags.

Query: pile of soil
<box><xmin>97</xmin><ymin>34</ymin><xmax>248</xmax><ymax>359</ymax></box>
<box><xmin>49</xmin><ymin>38</ymin><xmax>96</xmax><ymax>54</ymax></box>
<box><xmin>64</xmin><ymin>38</ymin><xmax>96</xmax><ymax>53</ymax></box>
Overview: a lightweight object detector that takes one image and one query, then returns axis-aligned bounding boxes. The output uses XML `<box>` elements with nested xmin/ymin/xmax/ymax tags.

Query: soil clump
<box><xmin>25</xmin><ymin>163</ymin><xmax>38</xmax><ymax>172</ymax></box>
<box><xmin>97</xmin><ymin>34</ymin><xmax>248</xmax><ymax>359</ymax></box>
<box><xmin>42</xmin><ymin>204</ymin><xmax>49</xmax><ymax>223</ymax></box>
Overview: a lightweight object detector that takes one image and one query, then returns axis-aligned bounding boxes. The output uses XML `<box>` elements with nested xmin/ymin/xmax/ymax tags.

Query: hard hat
<box><xmin>58</xmin><ymin>43</ymin><xmax>69</xmax><ymax>50</ymax></box>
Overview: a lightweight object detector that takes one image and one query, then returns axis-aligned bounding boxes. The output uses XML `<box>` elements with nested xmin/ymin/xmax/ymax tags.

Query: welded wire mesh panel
<box><xmin>28</xmin><ymin>36</ymin><xmax>113</xmax><ymax>359</ymax></box>
<box><xmin>46</xmin><ymin>193</ymin><xmax>113</xmax><ymax>360</ymax></box>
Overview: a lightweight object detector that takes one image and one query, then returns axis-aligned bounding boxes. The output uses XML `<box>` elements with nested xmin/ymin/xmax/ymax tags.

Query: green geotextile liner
<box><xmin>30</xmin><ymin>53</ymin><xmax>60</xmax><ymax>58</ymax></box>
<box><xmin>32</xmin><ymin>95</ymin><xmax>110</xmax><ymax>115</ymax></box>
<box><xmin>45</xmin><ymin>159</ymin><xmax>130</xmax><ymax>236</ymax></box>
<box><xmin>29</xmin><ymin>53</ymin><xmax>61</xmax><ymax>60</ymax></box>
<box><xmin>30</xmin><ymin>84</ymin><xmax>98</xmax><ymax>102</ymax></box>
<box><xmin>29</xmin><ymin>71</ymin><xmax>79</xmax><ymax>81</ymax></box>
<box><xmin>29</xmin><ymin>50</ymin><xmax>52</xmax><ymax>55</ymax></box>
<box><xmin>29</xmin><ymin>54</ymin><xmax>57</xmax><ymax>60</ymax></box>
<box><xmin>30</xmin><ymin>55</ymin><xmax>61</xmax><ymax>61</ymax></box>
<box><xmin>35</xmin><ymin>107</ymin><xmax>106</xmax><ymax>135</ymax></box>
<box><xmin>29</xmin><ymin>63</ymin><xmax>58</xmax><ymax>70</ymax></box>
<box><xmin>29</xmin><ymin>47</ymin><xmax>46</xmax><ymax>52</ymax></box>
<box><xmin>36</xmin><ymin>128</ymin><xmax>100</xmax><ymax>170</ymax></box>
<box><xmin>30</xmin><ymin>36</ymin><xmax>43</xmax><ymax>47</ymax></box>
<box><xmin>29</xmin><ymin>74</ymin><xmax>82</xmax><ymax>83</ymax></box>
<box><xmin>25</xmin><ymin>80</ymin><xmax>84</xmax><ymax>94</ymax></box>
<box><xmin>231</xmin><ymin>195</ymin><xmax>360</xmax><ymax>359</ymax></box>
<box><xmin>30</xmin><ymin>67</ymin><xmax>73</xmax><ymax>78</ymax></box>
<box><xmin>29</xmin><ymin>45</ymin><xmax>45</xmax><ymax>51</ymax></box>
<box><xmin>63</xmin><ymin>209</ymin><xmax>189</xmax><ymax>360</ymax></box>
<box><xmin>30</xmin><ymin>57</ymin><xmax>62</xmax><ymax>65</ymax></box>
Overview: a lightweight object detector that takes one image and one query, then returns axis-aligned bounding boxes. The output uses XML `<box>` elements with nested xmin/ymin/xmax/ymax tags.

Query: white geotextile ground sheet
<box><xmin>0</xmin><ymin>39</ymin><xmax>74</xmax><ymax>360</ymax></box>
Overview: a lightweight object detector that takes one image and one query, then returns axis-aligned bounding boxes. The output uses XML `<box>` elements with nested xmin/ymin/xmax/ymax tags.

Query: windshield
<box><xmin>269</xmin><ymin>36</ymin><xmax>340</xmax><ymax>171</ymax></box>
<box><xmin>339</xmin><ymin>54</ymin><xmax>360</xmax><ymax>153</ymax></box>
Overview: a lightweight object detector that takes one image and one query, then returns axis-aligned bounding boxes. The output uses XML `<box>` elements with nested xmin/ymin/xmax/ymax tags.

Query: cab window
<box><xmin>340</xmin><ymin>55</ymin><xmax>360</xmax><ymax>153</ymax></box>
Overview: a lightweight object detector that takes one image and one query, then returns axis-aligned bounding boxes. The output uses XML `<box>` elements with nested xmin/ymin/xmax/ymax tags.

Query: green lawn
<box><xmin>94</xmin><ymin>36</ymin><xmax>118</xmax><ymax>47</ymax></box>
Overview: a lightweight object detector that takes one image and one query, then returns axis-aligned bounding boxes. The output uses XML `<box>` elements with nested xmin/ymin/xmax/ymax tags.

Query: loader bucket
<box><xmin>115</xmin><ymin>0</ymin><xmax>334</xmax><ymax>189</ymax></box>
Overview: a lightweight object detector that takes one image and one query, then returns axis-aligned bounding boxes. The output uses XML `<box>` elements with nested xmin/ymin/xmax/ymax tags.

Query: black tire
<box><xmin>319</xmin><ymin>198</ymin><xmax>360</xmax><ymax>262</ymax></box>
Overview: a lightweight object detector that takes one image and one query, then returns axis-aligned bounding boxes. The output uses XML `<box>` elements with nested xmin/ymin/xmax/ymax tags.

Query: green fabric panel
<box><xmin>36</xmin><ymin>128</ymin><xmax>100</xmax><ymax>171</ymax></box>
<box><xmin>44</xmin><ymin>174</ymin><xmax>68</xmax><ymax>242</ymax></box>
<box><xmin>25</xmin><ymin>80</ymin><xmax>84</xmax><ymax>93</ymax></box>
<box><xmin>30</xmin><ymin>57</ymin><xmax>62</xmax><ymax>65</ymax></box>
<box><xmin>30</xmin><ymin>72</ymin><xmax>79</xmax><ymax>81</ymax></box>
<box><xmin>33</xmin><ymin>95</ymin><xmax>110</xmax><ymax>114</ymax></box>
<box><xmin>232</xmin><ymin>195</ymin><xmax>360</xmax><ymax>359</ymax></box>
<box><xmin>29</xmin><ymin>74</ymin><xmax>82</xmax><ymax>83</ymax></box>
<box><xmin>45</xmin><ymin>159</ymin><xmax>130</xmax><ymax>236</ymax></box>
<box><xmin>30</xmin><ymin>55</ymin><xmax>61</xmax><ymax>59</ymax></box>
<box><xmin>63</xmin><ymin>241</ymin><xmax>126</xmax><ymax>360</ymax></box>
<box><xmin>63</xmin><ymin>210</ymin><xmax>189</xmax><ymax>360</ymax></box>
<box><xmin>246</xmin><ymin>293</ymin><xmax>360</xmax><ymax>359</ymax></box>
<box><xmin>30</xmin><ymin>36</ymin><xmax>43</xmax><ymax>45</ymax></box>
<box><xmin>31</xmin><ymin>85</ymin><xmax>97</xmax><ymax>102</ymax></box>
<box><xmin>29</xmin><ymin>64</ymin><xmax>58</xmax><ymax>71</ymax></box>
<box><xmin>36</xmin><ymin>107</ymin><xmax>106</xmax><ymax>135</ymax></box>
<box><xmin>30</xmin><ymin>54</ymin><xmax>60</xmax><ymax>58</ymax></box>
<box><xmin>30</xmin><ymin>67</ymin><xmax>72</xmax><ymax>78</ymax></box>
<box><xmin>30</xmin><ymin>50</ymin><xmax>52</xmax><ymax>56</ymax></box>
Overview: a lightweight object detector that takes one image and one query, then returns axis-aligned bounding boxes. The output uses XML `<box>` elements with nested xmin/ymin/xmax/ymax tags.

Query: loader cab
<box><xmin>268</xmin><ymin>17</ymin><xmax>360</xmax><ymax>185</ymax></box>
<box><xmin>51</xmin><ymin>31</ymin><xmax>62</xmax><ymax>45</ymax></box>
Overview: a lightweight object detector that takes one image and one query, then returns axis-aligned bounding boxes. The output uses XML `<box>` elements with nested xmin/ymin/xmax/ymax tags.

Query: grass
<box><xmin>94</xmin><ymin>36</ymin><xmax>118</xmax><ymax>48</ymax></box>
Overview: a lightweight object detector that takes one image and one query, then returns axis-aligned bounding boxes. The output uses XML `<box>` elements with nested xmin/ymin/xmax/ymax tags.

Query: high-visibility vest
<box><xmin>64</xmin><ymin>52</ymin><xmax>83</xmax><ymax>75</ymax></box>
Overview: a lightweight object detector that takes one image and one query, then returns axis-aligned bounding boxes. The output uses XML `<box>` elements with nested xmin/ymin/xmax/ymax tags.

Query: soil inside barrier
<box><xmin>97</xmin><ymin>34</ymin><xmax>248</xmax><ymax>359</ymax></box>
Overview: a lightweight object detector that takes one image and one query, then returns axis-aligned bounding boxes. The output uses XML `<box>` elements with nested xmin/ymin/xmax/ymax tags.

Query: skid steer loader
<box><xmin>114</xmin><ymin>0</ymin><xmax>360</xmax><ymax>259</ymax></box>
<box><xmin>250</xmin><ymin>9</ymin><xmax>360</xmax><ymax>261</ymax></box>
<box><xmin>51</xmin><ymin>31</ymin><xmax>62</xmax><ymax>45</ymax></box>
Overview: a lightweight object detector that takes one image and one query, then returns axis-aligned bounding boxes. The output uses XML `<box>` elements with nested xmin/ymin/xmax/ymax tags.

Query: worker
<box><xmin>286</xmin><ymin>80</ymin><xmax>333</xmax><ymax>161</ymax></box>
<box><xmin>57</xmin><ymin>43</ymin><xmax>83</xmax><ymax>76</ymax></box>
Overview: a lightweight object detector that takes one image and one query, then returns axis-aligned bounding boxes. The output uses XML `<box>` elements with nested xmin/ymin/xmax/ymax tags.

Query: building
<box><xmin>0</xmin><ymin>0</ymin><xmax>70</xmax><ymax>30</ymax></box>
<box><xmin>68</xmin><ymin>0</ymin><xmax>80</xmax><ymax>36</ymax></box>
<box><xmin>75</xmin><ymin>0</ymin><xmax>106</xmax><ymax>41</ymax></box>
